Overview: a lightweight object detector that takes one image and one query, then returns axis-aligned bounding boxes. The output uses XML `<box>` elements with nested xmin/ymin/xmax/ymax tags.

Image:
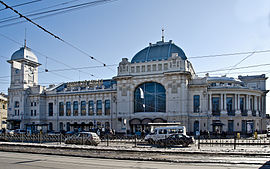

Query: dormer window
<box><xmin>158</xmin><ymin>64</ymin><xmax>162</xmax><ymax>71</ymax></box>
<box><xmin>142</xmin><ymin>65</ymin><xmax>145</xmax><ymax>72</ymax></box>
<box><xmin>152</xmin><ymin>64</ymin><xmax>156</xmax><ymax>71</ymax></box>
<box><xmin>147</xmin><ymin>65</ymin><xmax>151</xmax><ymax>72</ymax></box>
<box><xmin>136</xmin><ymin>66</ymin><xmax>140</xmax><ymax>73</ymax></box>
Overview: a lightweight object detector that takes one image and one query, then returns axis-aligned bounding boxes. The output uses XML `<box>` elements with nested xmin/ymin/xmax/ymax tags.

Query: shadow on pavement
<box><xmin>259</xmin><ymin>161</ymin><xmax>270</xmax><ymax>169</ymax></box>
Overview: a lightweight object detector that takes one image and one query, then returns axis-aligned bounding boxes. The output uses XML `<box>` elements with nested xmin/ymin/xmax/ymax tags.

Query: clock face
<box><xmin>28</xmin><ymin>68</ymin><xmax>34</xmax><ymax>82</ymax></box>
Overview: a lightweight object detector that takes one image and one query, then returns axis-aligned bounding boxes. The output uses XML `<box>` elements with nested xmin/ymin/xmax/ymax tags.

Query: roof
<box><xmin>207</xmin><ymin>76</ymin><xmax>241</xmax><ymax>83</ymax></box>
<box><xmin>238</xmin><ymin>74</ymin><xmax>267</xmax><ymax>80</ymax></box>
<box><xmin>11</xmin><ymin>46</ymin><xmax>38</xmax><ymax>63</ymax></box>
<box><xmin>131</xmin><ymin>40</ymin><xmax>187</xmax><ymax>63</ymax></box>
<box><xmin>0</xmin><ymin>94</ymin><xmax>7</xmax><ymax>101</ymax></box>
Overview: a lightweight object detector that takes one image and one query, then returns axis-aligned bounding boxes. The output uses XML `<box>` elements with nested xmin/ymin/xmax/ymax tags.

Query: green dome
<box><xmin>131</xmin><ymin>40</ymin><xmax>187</xmax><ymax>63</ymax></box>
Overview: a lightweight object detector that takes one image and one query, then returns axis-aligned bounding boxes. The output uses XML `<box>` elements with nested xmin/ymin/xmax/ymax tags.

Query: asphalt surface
<box><xmin>0</xmin><ymin>151</ymin><xmax>267</xmax><ymax>169</ymax></box>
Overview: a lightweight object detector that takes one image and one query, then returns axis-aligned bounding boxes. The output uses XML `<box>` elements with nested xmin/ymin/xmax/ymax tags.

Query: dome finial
<box><xmin>162</xmin><ymin>28</ymin><xmax>164</xmax><ymax>42</ymax></box>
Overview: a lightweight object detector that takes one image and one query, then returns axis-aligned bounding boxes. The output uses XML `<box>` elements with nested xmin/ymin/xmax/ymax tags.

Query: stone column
<box><xmin>234</xmin><ymin>94</ymin><xmax>237</xmax><ymax>111</ymax></box>
<box><xmin>237</xmin><ymin>94</ymin><xmax>240</xmax><ymax>111</ymax></box>
<box><xmin>220</xmin><ymin>93</ymin><xmax>223</xmax><ymax>111</ymax></box>
<box><xmin>254</xmin><ymin>96</ymin><xmax>258</xmax><ymax>111</ymax></box>
<box><xmin>209</xmin><ymin>94</ymin><xmax>212</xmax><ymax>114</ymax></box>
<box><xmin>246</xmin><ymin>95</ymin><xmax>249</xmax><ymax>110</ymax></box>
<box><xmin>224</xmin><ymin>93</ymin><xmax>227</xmax><ymax>111</ymax></box>
<box><xmin>258</xmin><ymin>96</ymin><xmax>261</xmax><ymax>112</ymax></box>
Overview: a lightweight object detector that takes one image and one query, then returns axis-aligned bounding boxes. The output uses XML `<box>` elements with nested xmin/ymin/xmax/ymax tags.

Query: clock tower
<box><xmin>7</xmin><ymin>45</ymin><xmax>41</xmax><ymax>129</ymax></box>
<box><xmin>7</xmin><ymin>45</ymin><xmax>41</xmax><ymax>89</ymax></box>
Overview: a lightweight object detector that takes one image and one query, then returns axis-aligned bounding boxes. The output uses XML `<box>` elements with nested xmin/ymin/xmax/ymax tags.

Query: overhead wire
<box><xmin>0</xmin><ymin>0</ymin><xmax>81</xmax><ymax>22</ymax></box>
<box><xmin>0</xmin><ymin>0</ymin><xmax>42</xmax><ymax>12</ymax></box>
<box><xmin>0</xmin><ymin>0</ymin><xmax>116</xmax><ymax>73</ymax></box>
<box><xmin>226</xmin><ymin>52</ymin><xmax>255</xmax><ymax>75</ymax></box>
<box><xmin>188</xmin><ymin>49</ymin><xmax>270</xmax><ymax>59</ymax></box>
<box><xmin>196</xmin><ymin>63</ymin><xmax>270</xmax><ymax>74</ymax></box>
<box><xmin>0</xmin><ymin>29</ymin><xmax>100</xmax><ymax>79</ymax></box>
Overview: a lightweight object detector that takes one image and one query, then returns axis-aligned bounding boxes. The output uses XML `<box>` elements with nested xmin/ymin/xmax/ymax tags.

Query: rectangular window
<box><xmin>73</xmin><ymin>101</ymin><xmax>78</xmax><ymax>116</ymax></box>
<box><xmin>31</xmin><ymin>110</ymin><xmax>33</xmax><ymax>116</ymax></box>
<box><xmin>81</xmin><ymin>101</ymin><xmax>86</xmax><ymax>116</ymax></box>
<box><xmin>66</xmin><ymin>102</ymin><xmax>71</xmax><ymax>116</ymax></box>
<box><xmin>158</xmin><ymin>64</ymin><xmax>162</xmax><ymax>71</ymax></box>
<box><xmin>88</xmin><ymin>101</ymin><xmax>94</xmax><ymax>116</ymax></box>
<box><xmin>152</xmin><ymin>64</ymin><xmax>156</xmax><ymax>71</ymax></box>
<box><xmin>34</xmin><ymin>110</ymin><xmax>36</xmax><ymax>116</ymax></box>
<box><xmin>193</xmin><ymin>95</ymin><xmax>200</xmax><ymax>113</ymax></box>
<box><xmin>226</xmin><ymin>97</ymin><xmax>234</xmax><ymax>116</ymax></box>
<box><xmin>147</xmin><ymin>65</ymin><xmax>151</xmax><ymax>72</ymax></box>
<box><xmin>34</xmin><ymin>102</ymin><xmax>37</xmax><ymax>106</ymax></box>
<box><xmin>59</xmin><ymin>102</ymin><xmax>64</xmax><ymax>116</ymax></box>
<box><xmin>96</xmin><ymin>100</ymin><xmax>102</xmax><ymax>116</ymax></box>
<box><xmin>164</xmin><ymin>63</ymin><xmax>168</xmax><ymax>70</ymax></box>
<box><xmin>48</xmin><ymin>103</ymin><xmax>53</xmax><ymax>116</ymax></box>
<box><xmin>105</xmin><ymin>100</ymin><xmax>110</xmax><ymax>115</ymax></box>
<box><xmin>131</xmin><ymin>66</ymin><xmax>135</xmax><ymax>73</ymax></box>
<box><xmin>212</xmin><ymin>97</ymin><xmax>220</xmax><ymax>116</ymax></box>
<box><xmin>141</xmin><ymin>65</ymin><xmax>145</xmax><ymax>72</ymax></box>
<box><xmin>15</xmin><ymin>101</ymin><xmax>19</xmax><ymax>108</ymax></box>
<box><xmin>250</xmin><ymin>98</ymin><xmax>253</xmax><ymax>110</ymax></box>
<box><xmin>240</xmin><ymin>97</ymin><xmax>247</xmax><ymax>116</ymax></box>
<box><xmin>136</xmin><ymin>66</ymin><xmax>140</xmax><ymax>73</ymax></box>
<box><xmin>31</xmin><ymin>102</ymin><xmax>33</xmax><ymax>107</ymax></box>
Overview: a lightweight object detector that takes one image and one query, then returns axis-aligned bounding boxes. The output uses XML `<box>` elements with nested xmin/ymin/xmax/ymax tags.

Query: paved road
<box><xmin>0</xmin><ymin>151</ymin><xmax>268</xmax><ymax>169</ymax></box>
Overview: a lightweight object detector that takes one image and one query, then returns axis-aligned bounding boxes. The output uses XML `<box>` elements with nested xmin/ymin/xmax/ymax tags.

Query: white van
<box><xmin>145</xmin><ymin>126</ymin><xmax>187</xmax><ymax>144</ymax></box>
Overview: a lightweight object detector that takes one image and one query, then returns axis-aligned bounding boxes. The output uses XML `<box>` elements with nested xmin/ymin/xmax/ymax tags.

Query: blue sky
<box><xmin>0</xmin><ymin>0</ymin><xmax>269</xmax><ymax>112</ymax></box>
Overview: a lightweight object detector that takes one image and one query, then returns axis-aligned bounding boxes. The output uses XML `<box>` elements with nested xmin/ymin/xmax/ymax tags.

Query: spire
<box><xmin>24</xmin><ymin>28</ymin><xmax>27</xmax><ymax>48</ymax></box>
<box><xmin>161</xmin><ymin>28</ymin><xmax>164</xmax><ymax>42</ymax></box>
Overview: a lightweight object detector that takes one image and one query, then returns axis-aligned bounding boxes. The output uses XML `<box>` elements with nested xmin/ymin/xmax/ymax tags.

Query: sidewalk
<box><xmin>1</xmin><ymin>141</ymin><xmax>270</xmax><ymax>156</ymax></box>
<box><xmin>0</xmin><ymin>141</ymin><xmax>269</xmax><ymax>165</ymax></box>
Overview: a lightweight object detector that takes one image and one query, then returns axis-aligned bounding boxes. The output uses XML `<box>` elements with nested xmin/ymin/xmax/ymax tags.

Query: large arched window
<box><xmin>134</xmin><ymin>82</ymin><xmax>166</xmax><ymax>113</ymax></box>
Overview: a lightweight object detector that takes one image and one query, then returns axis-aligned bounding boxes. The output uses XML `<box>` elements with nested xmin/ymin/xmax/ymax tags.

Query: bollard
<box><xmin>198</xmin><ymin>135</ymin><xmax>200</xmax><ymax>149</ymax></box>
<box><xmin>234</xmin><ymin>136</ymin><xmax>236</xmax><ymax>150</ymax></box>
<box><xmin>254</xmin><ymin>132</ymin><xmax>258</xmax><ymax>140</ymax></box>
<box><xmin>134</xmin><ymin>135</ymin><xmax>137</xmax><ymax>147</ymax></box>
<box><xmin>60</xmin><ymin>134</ymin><xmax>62</xmax><ymax>144</ymax></box>
<box><xmin>82</xmin><ymin>134</ymin><xmax>84</xmax><ymax>145</ymax></box>
<box><xmin>107</xmin><ymin>134</ymin><xmax>109</xmax><ymax>147</ymax></box>
<box><xmin>237</xmin><ymin>132</ymin><xmax>240</xmax><ymax>139</ymax></box>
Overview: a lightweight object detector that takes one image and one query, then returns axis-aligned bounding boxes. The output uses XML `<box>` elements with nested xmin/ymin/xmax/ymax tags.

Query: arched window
<box><xmin>134</xmin><ymin>82</ymin><xmax>166</xmax><ymax>113</ymax></box>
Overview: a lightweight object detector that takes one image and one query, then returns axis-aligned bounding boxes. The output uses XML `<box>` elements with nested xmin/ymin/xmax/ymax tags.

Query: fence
<box><xmin>0</xmin><ymin>133</ymin><xmax>270</xmax><ymax>150</ymax></box>
<box><xmin>197</xmin><ymin>136</ymin><xmax>270</xmax><ymax>149</ymax></box>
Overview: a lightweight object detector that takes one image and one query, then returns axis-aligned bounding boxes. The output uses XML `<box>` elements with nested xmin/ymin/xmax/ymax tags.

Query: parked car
<box><xmin>14</xmin><ymin>129</ymin><xmax>26</xmax><ymax>134</ymax></box>
<box><xmin>65</xmin><ymin>132</ymin><xmax>100</xmax><ymax>146</ymax></box>
<box><xmin>65</xmin><ymin>131</ymin><xmax>77</xmax><ymax>136</ymax></box>
<box><xmin>7</xmin><ymin>129</ymin><xmax>15</xmax><ymax>135</ymax></box>
<box><xmin>47</xmin><ymin>131</ymin><xmax>61</xmax><ymax>136</ymax></box>
<box><xmin>157</xmin><ymin>134</ymin><xmax>194</xmax><ymax>147</ymax></box>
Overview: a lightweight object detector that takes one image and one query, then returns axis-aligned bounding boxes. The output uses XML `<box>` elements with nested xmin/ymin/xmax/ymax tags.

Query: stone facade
<box><xmin>7</xmin><ymin>40</ymin><xmax>269</xmax><ymax>135</ymax></box>
<box><xmin>0</xmin><ymin>94</ymin><xmax>7</xmax><ymax>129</ymax></box>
